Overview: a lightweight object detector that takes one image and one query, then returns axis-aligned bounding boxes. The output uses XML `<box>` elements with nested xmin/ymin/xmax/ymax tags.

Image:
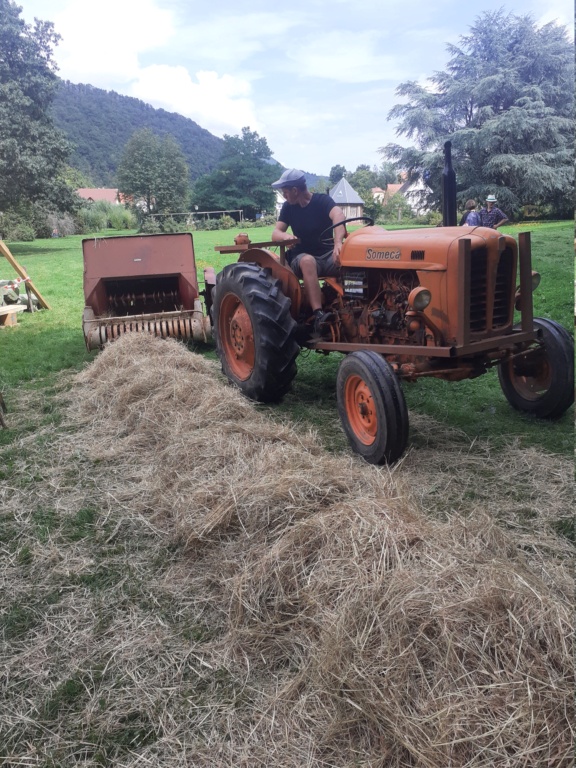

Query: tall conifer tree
<box><xmin>0</xmin><ymin>0</ymin><xmax>74</xmax><ymax>212</ymax></box>
<box><xmin>382</xmin><ymin>11</ymin><xmax>574</xmax><ymax>218</ymax></box>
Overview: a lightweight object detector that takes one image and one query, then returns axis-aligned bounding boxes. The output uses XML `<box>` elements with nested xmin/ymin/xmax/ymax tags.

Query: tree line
<box><xmin>0</xmin><ymin>0</ymin><xmax>572</xmax><ymax>242</ymax></box>
<box><xmin>51</xmin><ymin>81</ymin><xmax>224</xmax><ymax>187</ymax></box>
<box><xmin>382</xmin><ymin>10</ymin><xmax>574</xmax><ymax>220</ymax></box>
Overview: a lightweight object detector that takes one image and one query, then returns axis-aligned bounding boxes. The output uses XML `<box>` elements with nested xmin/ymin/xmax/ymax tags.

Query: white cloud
<box><xmin>48</xmin><ymin>0</ymin><xmax>174</xmax><ymax>86</ymax></box>
<box><xmin>130</xmin><ymin>66</ymin><xmax>259</xmax><ymax>136</ymax></box>
<box><xmin>22</xmin><ymin>0</ymin><xmax>260</xmax><ymax>137</ymax></box>
<box><xmin>535</xmin><ymin>4</ymin><xmax>574</xmax><ymax>34</ymax></box>
<box><xmin>170</xmin><ymin>12</ymin><xmax>300</xmax><ymax>68</ymax></box>
<box><xmin>287</xmin><ymin>30</ymin><xmax>399</xmax><ymax>83</ymax></box>
<box><xmin>17</xmin><ymin>0</ymin><xmax>576</xmax><ymax>175</ymax></box>
<box><xmin>282</xmin><ymin>25</ymin><xmax>446</xmax><ymax>85</ymax></box>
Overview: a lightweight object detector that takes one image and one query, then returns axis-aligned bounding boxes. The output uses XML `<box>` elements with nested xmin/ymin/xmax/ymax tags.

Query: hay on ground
<box><xmin>1</xmin><ymin>332</ymin><xmax>573</xmax><ymax>767</ymax></box>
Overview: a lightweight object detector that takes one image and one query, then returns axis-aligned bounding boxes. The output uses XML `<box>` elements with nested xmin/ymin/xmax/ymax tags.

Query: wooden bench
<box><xmin>0</xmin><ymin>304</ymin><xmax>26</xmax><ymax>327</ymax></box>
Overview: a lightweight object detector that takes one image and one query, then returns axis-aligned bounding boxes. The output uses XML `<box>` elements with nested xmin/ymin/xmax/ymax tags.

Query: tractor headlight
<box><xmin>408</xmin><ymin>287</ymin><xmax>432</xmax><ymax>311</ymax></box>
<box><xmin>514</xmin><ymin>271</ymin><xmax>541</xmax><ymax>310</ymax></box>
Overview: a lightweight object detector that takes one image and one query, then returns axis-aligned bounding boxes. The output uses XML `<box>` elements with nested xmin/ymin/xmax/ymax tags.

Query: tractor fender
<box><xmin>238</xmin><ymin>247</ymin><xmax>302</xmax><ymax>319</ymax></box>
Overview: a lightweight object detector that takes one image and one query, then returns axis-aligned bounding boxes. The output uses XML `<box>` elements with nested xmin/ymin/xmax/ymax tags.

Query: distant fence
<box><xmin>148</xmin><ymin>210</ymin><xmax>244</xmax><ymax>224</ymax></box>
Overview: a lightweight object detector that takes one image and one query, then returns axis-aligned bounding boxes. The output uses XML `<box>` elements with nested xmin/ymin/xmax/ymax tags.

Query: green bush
<box><xmin>380</xmin><ymin>193</ymin><xmax>416</xmax><ymax>224</ymax></box>
<box><xmin>258</xmin><ymin>214</ymin><xmax>278</xmax><ymax>227</ymax></box>
<box><xmin>219</xmin><ymin>215</ymin><xmax>236</xmax><ymax>230</ymax></box>
<box><xmin>161</xmin><ymin>217</ymin><xmax>184</xmax><ymax>233</ymax></box>
<box><xmin>75</xmin><ymin>206</ymin><xmax>108</xmax><ymax>234</ymax></box>
<box><xmin>0</xmin><ymin>210</ymin><xmax>35</xmax><ymax>241</ymax></box>
<box><xmin>520</xmin><ymin>204</ymin><xmax>555</xmax><ymax>221</ymax></box>
<box><xmin>139</xmin><ymin>216</ymin><xmax>161</xmax><ymax>234</ymax></box>
<box><xmin>7</xmin><ymin>222</ymin><xmax>35</xmax><ymax>241</ymax></box>
<box><xmin>45</xmin><ymin>212</ymin><xmax>76</xmax><ymax>237</ymax></box>
<box><xmin>29</xmin><ymin>204</ymin><xmax>56</xmax><ymax>238</ymax></box>
<box><xmin>419</xmin><ymin>210</ymin><xmax>442</xmax><ymax>226</ymax></box>
<box><xmin>0</xmin><ymin>203</ymin><xmax>82</xmax><ymax>241</ymax></box>
<box><xmin>108</xmin><ymin>206</ymin><xmax>137</xmax><ymax>230</ymax></box>
<box><xmin>195</xmin><ymin>218</ymin><xmax>222</xmax><ymax>231</ymax></box>
<box><xmin>74</xmin><ymin>201</ymin><xmax>136</xmax><ymax>233</ymax></box>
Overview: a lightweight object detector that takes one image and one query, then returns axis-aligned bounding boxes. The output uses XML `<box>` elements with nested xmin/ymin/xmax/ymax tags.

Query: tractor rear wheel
<box><xmin>337</xmin><ymin>351</ymin><xmax>409</xmax><ymax>464</ymax></box>
<box><xmin>213</xmin><ymin>262</ymin><xmax>299</xmax><ymax>402</ymax></box>
<box><xmin>498</xmin><ymin>318</ymin><xmax>574</xmax><ymax>419</ymax></box>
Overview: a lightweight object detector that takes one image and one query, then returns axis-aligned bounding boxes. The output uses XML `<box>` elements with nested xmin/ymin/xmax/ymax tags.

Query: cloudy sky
<box><xmin>19</xmin><ymin>0</ymin><xmax>573</xmax><ymax>176</ymax></box>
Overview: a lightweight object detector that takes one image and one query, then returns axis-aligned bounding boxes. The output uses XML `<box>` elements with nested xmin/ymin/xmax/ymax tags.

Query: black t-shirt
<box><xmin>279</xmin><ymin>193</ymin><xmax>336</xmax><ymax>257</ymax></box>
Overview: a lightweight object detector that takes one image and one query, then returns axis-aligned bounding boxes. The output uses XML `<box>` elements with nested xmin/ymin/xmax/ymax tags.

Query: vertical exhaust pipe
<box><xmin>442</xmin><ymin>140</ymin><xmax>457</xmax><ymax>226</ymax></box>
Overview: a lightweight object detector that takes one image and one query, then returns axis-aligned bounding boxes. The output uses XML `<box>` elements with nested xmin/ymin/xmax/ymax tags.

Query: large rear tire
<box><xmin>213</xmin><ymin>262</ymin><xmax>300</xmax><ymax>402</ymax></box>
<box><xmin>337</xmin><ymin>351</ymin><xmax>409</xmax><ymax>464</ymax></box>
<box><xmin>498</xmin><ymin>318</ymin><xmax>574</xmax><ymax>419</ymax></box>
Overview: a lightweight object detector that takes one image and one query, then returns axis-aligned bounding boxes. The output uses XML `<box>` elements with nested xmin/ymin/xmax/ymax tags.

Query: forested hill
<box><xmin>51</xmin><ymin>81</ymin><xmax>224</xmax><ymax>187</ymax></box>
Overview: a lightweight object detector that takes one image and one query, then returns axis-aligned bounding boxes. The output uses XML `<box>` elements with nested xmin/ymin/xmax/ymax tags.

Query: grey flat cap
<box><xmin>271</xmin><ymin>169</ymin><xmax>307</xmax><ymax>189</ymax></box>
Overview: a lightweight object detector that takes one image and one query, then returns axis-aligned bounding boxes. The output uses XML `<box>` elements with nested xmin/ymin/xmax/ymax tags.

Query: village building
<box><xmin>76</xmin><ymin>188</ymin><xmax>125</xmax><ymax>205</ymax></box>
<box><xmin>329</xmin><ymin>177</ymin><xmax>364</xmax><ymax>219</ymax></box>
<box><xmin>373</xmin><ymin>179</ymin><xmax>431</xmax><ymax>217</ymax></box>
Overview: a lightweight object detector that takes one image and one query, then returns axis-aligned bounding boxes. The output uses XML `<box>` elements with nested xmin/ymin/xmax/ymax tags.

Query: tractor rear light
<box><xmin>408</xmin><ymin>287</ymin><xmax>431</xmax><ymax>311</ymax></box>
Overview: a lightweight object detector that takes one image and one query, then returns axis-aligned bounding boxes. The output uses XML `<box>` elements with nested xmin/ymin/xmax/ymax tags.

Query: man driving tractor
<box><xmin>271</xmin><ymin>168</ymin><xmax>346</xmax><ymax>338</ymax></box>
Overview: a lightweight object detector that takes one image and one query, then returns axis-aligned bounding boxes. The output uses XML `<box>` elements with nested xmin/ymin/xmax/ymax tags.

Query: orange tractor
<box><xmin>210</xmin><ymin>171</ymin><xmax>573</xmax><ymax>465</ymax></box>
<box><xmin>80</xmin><ymin>151</ymin><xmax>573</xmax><ymax>466</ymax></box>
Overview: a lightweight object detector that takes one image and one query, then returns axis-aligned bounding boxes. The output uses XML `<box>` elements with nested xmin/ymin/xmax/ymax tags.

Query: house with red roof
<box><xmin>76</xmin><ymin>188</ymin><xmax>126</xmax><ymax>204</ymax></box>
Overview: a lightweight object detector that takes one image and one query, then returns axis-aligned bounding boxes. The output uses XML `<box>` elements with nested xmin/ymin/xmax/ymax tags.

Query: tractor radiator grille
<box><xmin>469</xmin><ymin>251</ymin><xmax>488</xmax><ymax>332</ymax></box>
<box><xmin>469</xmin><ymin>248</ymin><xmax>514</xmax><ymax>333</ymax></box>
<box><xmin>493</xmin><ymin>247</ymin><xmax>514</xmax><ymax>327</ymax></box>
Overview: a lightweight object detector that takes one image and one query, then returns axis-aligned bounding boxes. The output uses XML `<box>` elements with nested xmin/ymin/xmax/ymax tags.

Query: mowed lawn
<box><xmin>0</xmin><ymin>221</ymin><xmax>573</xmax><ymax>766</ymax></box>
<box><xmin>0</xmin><ymin>220</ymin><xmax>573</xmax><ymax>457</ymax></box>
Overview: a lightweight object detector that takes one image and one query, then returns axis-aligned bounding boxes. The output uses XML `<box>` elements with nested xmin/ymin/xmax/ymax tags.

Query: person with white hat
<box><xmin>271</xmin><ymin>169</ymin><xmax>346</xmax><ymax>337</ymax></box>
<box><xmin>479</xmin><ymin>194</ymin><xmax>509</xmax><ymax>229</ymax></box>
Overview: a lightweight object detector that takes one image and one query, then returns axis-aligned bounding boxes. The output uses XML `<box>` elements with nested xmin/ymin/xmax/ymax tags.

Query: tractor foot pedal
<box><xmin>312</xmin><ymin>309</ymin><xmax>335</xmax><ymax>340</ymax></box>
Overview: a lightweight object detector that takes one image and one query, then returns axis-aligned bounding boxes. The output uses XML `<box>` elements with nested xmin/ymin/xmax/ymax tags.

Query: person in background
<box><xmin>479</xmin><ymin>195</ymin><xmax>509</xmax><ymax>229</ymax></box>
<box><xmin>271</xmin><ymin>169</ymin><xmax>346</xmax><ymax>337</ymax></box>
<box><xmin>459</xmin><ymin>199</ymin><xmax>480</xmax><ymax>226</ymax></box>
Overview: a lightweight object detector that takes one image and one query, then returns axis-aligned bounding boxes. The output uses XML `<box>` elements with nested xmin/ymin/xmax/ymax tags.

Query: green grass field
<box><xmin>0</xmin><ymin>222</ymin><xmax>573</xmax><ymax>765</ymax></box>
<box><xmin>1</xmin><ymin>221</ymin><xmax>574</xmax><ymax>455</ymax></box>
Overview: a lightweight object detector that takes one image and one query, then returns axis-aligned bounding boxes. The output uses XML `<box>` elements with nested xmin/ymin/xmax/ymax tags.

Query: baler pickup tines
<box><xmin>82</xmin><ymin>232</ymin><xmax>211</xmax><ymax>350</ymax></box>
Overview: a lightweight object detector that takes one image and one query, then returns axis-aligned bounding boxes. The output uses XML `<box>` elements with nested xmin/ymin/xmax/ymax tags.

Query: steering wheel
<box><xmin>319</xmin><ymin>216</ymin><xmax>375</xmax><ymax>242</ymax></box>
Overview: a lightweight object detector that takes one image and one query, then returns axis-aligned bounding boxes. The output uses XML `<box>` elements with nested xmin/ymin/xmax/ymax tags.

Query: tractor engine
<box><xmin>324</xmin><ymin>268</ymin><xmax>423</xmax><ymax>345</ymax></box>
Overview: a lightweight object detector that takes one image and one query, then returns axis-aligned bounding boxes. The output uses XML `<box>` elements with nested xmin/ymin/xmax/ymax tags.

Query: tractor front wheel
<box><xmin>498</xmin><ymin>318</ymin><xmax>574</xmax><ymax>419</ymax></box>
<box><xmin>337</xmin><ymin>351</ymin><xmax>409</xmax><ymax>464</ymax></box>
<box><xmin>213</xmin><ymin>262</ymin><xmax>300</xmax><ymax>402</ymax></box>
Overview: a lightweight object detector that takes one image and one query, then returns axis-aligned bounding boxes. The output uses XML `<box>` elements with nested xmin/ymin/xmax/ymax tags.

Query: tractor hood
<box><xmin>340</xmin><ymin>226</ymin><xmax>511</xmax><ymax>270</ymax></box>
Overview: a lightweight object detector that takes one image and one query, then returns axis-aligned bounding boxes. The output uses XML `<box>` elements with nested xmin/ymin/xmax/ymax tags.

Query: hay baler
<box><xmin>82</xmin><ymin>232</ymin><xmax>213</xmax><ymax>350</ymax></box>
<box><xmin>211</xmin><ymin>224</ymin><xmax>574</xmax><ymax>466</ymax></box>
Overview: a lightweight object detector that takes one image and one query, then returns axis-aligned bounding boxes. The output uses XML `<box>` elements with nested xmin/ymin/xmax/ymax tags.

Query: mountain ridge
<box><xmin>51</xmin><ymin>80</ymin><xmax>323</xmax><ymax>190</ymax></box>
<box><xmin>51</xmin><ymin>80</ymin><xmax>225</xmax><ymax>187</ymax></box>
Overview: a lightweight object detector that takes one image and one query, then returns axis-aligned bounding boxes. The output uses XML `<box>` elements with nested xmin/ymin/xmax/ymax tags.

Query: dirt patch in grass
<box><xmin>1</xmin><ymin>333</ymin><xmax>573</xmax><ymax>766</ymax></box>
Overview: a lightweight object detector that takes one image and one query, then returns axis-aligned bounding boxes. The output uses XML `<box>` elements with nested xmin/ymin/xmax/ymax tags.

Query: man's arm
<box><xmin>272</xmin><ymin>220</ymin><xmax>294</xmax><ymax>242</ymax></box>
<box><xmin>329</xmin><ymin>205</ymin><xmax>346</xmax><ymax>263</ymax></box>
<box><xmin>493</xmin><ymin>209</ymin><xmax>509</xmax><ymax>229</ymax></box>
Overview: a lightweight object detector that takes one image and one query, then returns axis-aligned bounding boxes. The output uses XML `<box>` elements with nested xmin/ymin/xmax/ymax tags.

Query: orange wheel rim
<box><xmin>344</xmin><ymin>374</ymin><xmax>377</xmax><ymax>445</ymax></box>
<box><xmin>509</xmin><ymin>357</ymin><xmax>552</xmax><ymax>400</ymax></box>
<box><xmin>220</xmin><ymin>293</ymin><xmax>255</xmax><ymax>380</ymax></box>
